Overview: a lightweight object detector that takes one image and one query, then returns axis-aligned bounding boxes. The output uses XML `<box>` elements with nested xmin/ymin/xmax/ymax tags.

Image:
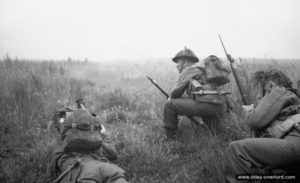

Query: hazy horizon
<box><xmin>1</xmin><ymin>0</ymin><xmax>300</xmax><ymax>61</ymax></box>
<box><xmin>2</xmin><ymin>56</ymin><xmax>300</xmax><ymax>64</ymax></box>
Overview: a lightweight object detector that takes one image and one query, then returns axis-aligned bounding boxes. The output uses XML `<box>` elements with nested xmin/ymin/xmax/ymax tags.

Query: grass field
<box><xmin>0</xmin><ymin>57</ymin><xmax>299</xmax><ymax>183</ymax></box>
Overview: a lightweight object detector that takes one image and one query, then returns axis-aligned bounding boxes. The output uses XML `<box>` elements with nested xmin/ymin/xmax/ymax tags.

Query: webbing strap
<box><xmin>64</xmin><ymin>123</ymin><xmax>102</xmax><ymax>131</ymax></box>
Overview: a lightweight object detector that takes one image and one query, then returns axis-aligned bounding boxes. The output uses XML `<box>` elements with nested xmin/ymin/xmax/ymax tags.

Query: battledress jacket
<box><xmin>170</xmin><ymin>64</ymin><xmax>225</xmax><ymax>104</ymax></box>
<box><xmin>246</xmin><ymin>86</ymin><xmax>300</xmax><ymax>135</ymax></box>
<box><xmin>46</xmin><ymin>134</ymin><xmax>121</xmax><ymax>183</ymax></box>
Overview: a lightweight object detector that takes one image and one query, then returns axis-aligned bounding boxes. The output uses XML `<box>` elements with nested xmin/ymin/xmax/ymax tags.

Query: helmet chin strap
<box><xmin>177</xmin><ymin>61</ymin><xmax>189</xmax><ymax>73</ymax></box>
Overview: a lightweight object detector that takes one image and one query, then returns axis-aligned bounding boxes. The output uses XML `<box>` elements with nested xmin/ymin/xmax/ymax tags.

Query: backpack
<box><xmin>204</xmin><ymin>55</ymin><xmax>231</xmax><ymax>86</ymax></box>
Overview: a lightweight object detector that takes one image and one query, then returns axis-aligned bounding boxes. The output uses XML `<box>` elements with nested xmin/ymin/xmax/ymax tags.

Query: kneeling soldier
<box><xmin>164</xmin><ymin>47</ymin><xmax>230</xmax><ymax>138</ymax></box>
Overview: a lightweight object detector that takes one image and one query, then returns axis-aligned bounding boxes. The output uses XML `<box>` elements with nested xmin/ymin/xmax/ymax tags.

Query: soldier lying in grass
<box><xmin>46</xmin><ymin>100</ymin><xmax>129</xmax><ymax>183</ymax></box>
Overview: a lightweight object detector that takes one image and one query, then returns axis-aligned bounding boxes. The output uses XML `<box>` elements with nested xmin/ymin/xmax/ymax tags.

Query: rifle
<box><xmin>136</xmin><ymin>67</ymin><xmax>207</xmax><ymax>127</ymax></box>
<box><xmin>218</xmin><ymin>34</ymin><xmax>259</xmax><ymax>137</ymax></box>
<box><xmin>218</xmin><ymin>34</ymin><xmax>250</xmax><ymax>105</ymax></box>
<box><xmin>53</xmin><ymin>158</ymin><xmax>81</xmax><ymax>183</ymax></box>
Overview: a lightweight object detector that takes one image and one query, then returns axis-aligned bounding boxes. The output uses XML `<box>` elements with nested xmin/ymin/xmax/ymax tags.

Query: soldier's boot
<box><xmin>164</xmin><ymin>127</ymin><xmax>177</xmax><ymax>140</ymax></box>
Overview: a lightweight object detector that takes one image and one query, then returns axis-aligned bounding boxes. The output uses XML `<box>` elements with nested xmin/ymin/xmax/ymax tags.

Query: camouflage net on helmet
<box><xmin>253</xmin><ymin>69</ymin><xmax>293</xmax><ymax>89</ymax></box>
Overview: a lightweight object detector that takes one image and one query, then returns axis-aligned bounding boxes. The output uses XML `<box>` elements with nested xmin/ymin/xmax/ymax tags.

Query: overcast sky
<box><xmin>1</xmin><ymin>0</ymin><xmax>300</xmax><ymax>61</ymax></box>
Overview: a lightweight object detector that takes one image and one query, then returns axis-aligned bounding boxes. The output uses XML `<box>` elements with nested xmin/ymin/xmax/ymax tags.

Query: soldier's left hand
<box><xmin>242</xmin><ymin>104</ymin><xmax>254</xmax><ymax>113</ymax></box>
<box><xmin>101</xmin><ymin>124</ymin><xmax>106</xmax><ymax>134</ymax></box>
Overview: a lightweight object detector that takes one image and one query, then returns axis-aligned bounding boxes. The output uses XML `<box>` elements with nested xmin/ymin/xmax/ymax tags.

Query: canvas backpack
<box><xmin>203</xmin><ymin>55</ymin><xmax>231</xmax><ymax>86</ymax></box>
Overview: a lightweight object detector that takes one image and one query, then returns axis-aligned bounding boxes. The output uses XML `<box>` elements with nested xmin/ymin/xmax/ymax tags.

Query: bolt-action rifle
<box><xmin>137</xmin><ymin>67</ymin><xmax>206</xmax><ymax>127</ymax></box>
<box><xmin>218</xmin><ymin>34</ymin><xmax>259</xmax><ymax>137</ymax></box>
<box><xmin>218</xmin><ymin>34</ymin><xmax>250</xmax><ymax>105</ymax></box>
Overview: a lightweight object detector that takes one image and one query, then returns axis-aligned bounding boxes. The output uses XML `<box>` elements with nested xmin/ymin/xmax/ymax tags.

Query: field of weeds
<box><xmin>0</xmin><ymin>57</ymin><xmax>299</xmax><ymax>183</ymax></box>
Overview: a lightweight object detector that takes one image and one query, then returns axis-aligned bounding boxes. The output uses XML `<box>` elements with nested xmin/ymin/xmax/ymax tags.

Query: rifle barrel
<box><xmin>146</xmin><ymin>76</ymin><xmax>169</xmax><ymax>98</ymax></box>
<box><xmin>229</xmin><ymin>64</ymin><xmax>250</xmax><ymax>105</ymax></box>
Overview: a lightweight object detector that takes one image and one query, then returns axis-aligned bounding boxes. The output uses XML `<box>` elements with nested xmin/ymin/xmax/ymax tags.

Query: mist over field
<box><xmin>0</xmin><ymin>56</ymin><xmax>300</xmax><ymax>183</ymax></box>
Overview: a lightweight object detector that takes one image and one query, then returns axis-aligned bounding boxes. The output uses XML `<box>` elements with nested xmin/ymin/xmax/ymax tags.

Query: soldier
<box><xmin>163</xmin><ymin>47</ymin><xmax>229</xmax><ymax>139</ymax></box>
<box><xmin>224</xmin><ymin>70</ymin><xmax>300</xmax><ymax>182</ymax></box>
<box><xmin>47</xmin><ymin>101</ymin><xmax>129</xmax><ymax>183</ymax></box>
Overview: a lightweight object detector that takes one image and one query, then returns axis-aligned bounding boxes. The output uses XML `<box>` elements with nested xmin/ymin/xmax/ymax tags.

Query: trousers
<box><xmin>163</xmin><ymin>97</ymin><xmax>225</xmax><ymax>137</ymax></box>
<box><xmin>224</xmin><ymin>130</ymin><xmax>300</xmax><ymax>183</ymax></box>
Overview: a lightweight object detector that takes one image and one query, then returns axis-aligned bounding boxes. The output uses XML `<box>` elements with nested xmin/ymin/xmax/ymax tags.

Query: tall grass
<box><xmin>0</xmin><ymin>57</ymin><xmax>299</xmax><ymax>183</ymax></box>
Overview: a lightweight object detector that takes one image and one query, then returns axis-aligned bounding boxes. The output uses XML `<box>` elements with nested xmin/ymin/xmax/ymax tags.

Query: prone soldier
<box><xmin>46</xmin><ymin>100</ymin><xmax>129</xmax><ymax>183</ymax></box>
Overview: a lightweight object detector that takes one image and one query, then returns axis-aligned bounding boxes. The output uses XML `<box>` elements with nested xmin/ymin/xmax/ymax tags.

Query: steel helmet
<box><xmin>60</xmin><ymin>109</ymin><xmax>102</xmax><ymax>139</ymax></box>
<box><xmin>172</xmin><ymin>47</ymin><xmax>199</xmax><ymax>63</ymax></box>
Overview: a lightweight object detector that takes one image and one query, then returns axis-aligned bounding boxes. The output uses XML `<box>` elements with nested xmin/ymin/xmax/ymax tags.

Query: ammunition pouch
<box><xmin>266</xmin><ymin>114</ymin><xmax>300</xmax><ymax>138</ymax></box>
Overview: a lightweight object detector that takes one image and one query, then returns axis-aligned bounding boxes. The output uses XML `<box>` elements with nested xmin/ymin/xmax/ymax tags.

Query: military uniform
<box><xmin>164</xmin><ymin>48</ymin><xmax>226</xmax><ymax>137</ymax></box>
<box><xmin>224</xmin><ymin>83</ymin><xmax>300</xmax><ymax>182</ymax></box>
<box><xmin>47</xmin><ymin>109</ymin><xmax>129</xmax><ymax>183</ymax></box>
